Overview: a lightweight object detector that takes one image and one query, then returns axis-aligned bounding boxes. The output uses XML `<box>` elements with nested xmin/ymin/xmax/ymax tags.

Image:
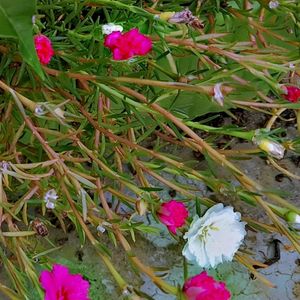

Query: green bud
<box><xmin>285</xmin><ymin>211</ymin><xmax>300</xmax><ymax>230</ymax></box>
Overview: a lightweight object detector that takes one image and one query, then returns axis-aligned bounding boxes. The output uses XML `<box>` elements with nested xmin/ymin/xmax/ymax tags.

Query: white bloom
<box><xmin>268</xmin><ymin>0</ymin><xmax>279</xmax><ymax>9</ymax></box>
<box><xmin>96</xmin><ymin>225</ymin><xmax>106</xmax><ymax>233</ymax></box>
<box><xmin>0</xmin><ymin>161</ymin><xmax>9</xmax><ymax>173</ymax></box>
<box><xmin>44</xmin><ymin>189</ymin><xmax>58</xmax><ymax>209</ymax></box>
<box><xmin>96</xmin><ymin>221</ymin><xmax>111</xmax><ymax>233</ymax></box>
<box><xmin>35</xmin><ymin>105</ymin><xmax>46</xmax><ymax>116</ymax></box>
<box><xmin>182</xmin><ymin>204</ymin><xmax>246</xmax><ymax>268</ymax></box>
<box><xmin>102</xmin><ymin>23</ymin><xmax>123</xmax><ymax>35</ymax></box>
<box><xmin>213</xmin><ymin>83</ymin><xmax>224</xmax><ymax>106</ymax></box>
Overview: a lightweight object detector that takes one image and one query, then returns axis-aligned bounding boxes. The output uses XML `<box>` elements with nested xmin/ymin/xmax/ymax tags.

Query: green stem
<box><xmin>185</xmin><ymin>121</ymin><xmax>255</xmax><ymax>140</ymax></box>
<box><xmin>84</xmin><ymin>0</ymin><xmax>156</xmax><ymax>20</ymax></box>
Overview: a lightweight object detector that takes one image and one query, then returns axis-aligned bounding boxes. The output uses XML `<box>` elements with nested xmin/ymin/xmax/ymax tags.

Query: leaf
<box><xmin>139</xmin><ymin>187</ymin><xmax>164</xmax><ymax>192</ymax></box>
<box><xmin>0</xmin><ymin>0</ymin><xmax>44</xmax><ymax>78</ymax></box>
<box><xmin>2</xmin><ymin>231</ymin><xmax>36</xmax><ymax>237</ymax></box>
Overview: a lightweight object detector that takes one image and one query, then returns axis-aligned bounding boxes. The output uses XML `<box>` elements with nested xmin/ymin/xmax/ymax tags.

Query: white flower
<box><xmin>96</xmin><ymin>225</ymin><xmax>106</xmax><ymax>233</ymax></box>
<box><xmin>35</xmin><ymin>105</ymin><xmax>46</xmax><ymax>116</ymax></box>
<box><xmin>213</xmin><ymin>83</ymin><xmax>224</xmax><ymax>106</ymax></box>
<box><xmin>182</xmin><ymin>204</ymin><xmax>246</xmax><ymax>268</ymax></box>
<box><xmin>102</xmin><ymin>23</ymin><xmax>123</xmax><ymax>35</ymax></box>
<box><xmin>268</xmin><ymin>0</ymin><xmax>279</xmax><ymax>9</ymax></box>
<box><xmin>44</xmin><ymin>189</ymin><xmax>58</xmax><ymax>209</ymax></box>
<box><xmin>96</xmin><ymin>221</ymin><xmax>111</xmax><ymax>233</ymax></box>
<box><xmin>0</xmin><ymin>161</ymin><xmax>9</xmax><ymax>173</ymax></box>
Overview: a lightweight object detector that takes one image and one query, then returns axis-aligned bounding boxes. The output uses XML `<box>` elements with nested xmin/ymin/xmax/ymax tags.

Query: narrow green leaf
<box><xmin>0</xmin><ymin>0</ymin><xmax>44</xmax><ymax>78</ymax></box>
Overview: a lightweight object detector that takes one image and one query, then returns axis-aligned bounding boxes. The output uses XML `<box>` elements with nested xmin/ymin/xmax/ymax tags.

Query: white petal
<box><xmin>188</xmin><ymin>237</ymin><xmax>210</xmax><ymax>268</ymax></box>
<box><xmin>182</xmin><ymin>242</ymin><xmax>195</xmax><ymax>261</ymax></box>
<box><xmin>102</xmin><ymin>23</ymin><xmax>123</xmax><ymax>35</ymax></box>
<box><xmin>45</xmin><ymin>201</ymin><xmax>55</xmax><ymax>209</ymax></box>
<box><xmin>183</xmin><ymin>215</ymin><xmax>202</xmax><ymax>239</ymax></box>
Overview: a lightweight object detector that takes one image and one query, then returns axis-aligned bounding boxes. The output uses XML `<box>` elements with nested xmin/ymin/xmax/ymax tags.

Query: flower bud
<box><xmin>168</xmin><ymin>9</ymin><xmax>204</xmax><ymax>29</ymax></box>
<box><xmin>213</xmin><ymin>83</ymin><xmax>224</xmax><ymax>106</ymax></box>
<box><xmin>157</xmin><ymin>12</ymin><xmax>175</xmax><ymax>21</ymax></box>
<box><xmin>34</xmin><ymin>34</ymin><xmax>54</xmax><ymax>65</ymax></box>
<box><xmin>135</xmin><ymin>199</ymin><xmax>148</xmax><ymax>216</ymax></box>
<box><xmin>285</xmin><ymin>211</ymin><xmax>300</xmax><ymax>230</ymax></box>
<box><xmin>183</xmin><ymin>271</ymin><xmax>231</xmax><ymax>300</ymax></box>
<box><xmin>281</xmin><ymin>85</ymin><xmax>300</xmax><ymax>103</ymax></box>
<box><xmin>254</xmin><ymin>138</ymin><xmax>285</xmax><ymax>159</ymax></box>
<box><xmin>54</xmin><ymin>107</ymin><xmax>65</xmax><ymax>119</ymax></box>
<box><xmin>102</xmin><ymin>23</ymin><xmax>123</xmax><ymax>35</ymax></box>
<box><xmin>157</xmin><ymin>200</ymin><xmax>188</xmax><ymax>234</ymax></box>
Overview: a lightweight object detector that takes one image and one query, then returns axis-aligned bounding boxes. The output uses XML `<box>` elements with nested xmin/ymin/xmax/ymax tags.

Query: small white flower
<box><xmin>102</xmin><ymin>23</ymin><xmax>123</xmax><ymax>35</ymax></box>
<box><xmin>35</xmin><ymin>105</ymin><xmax>46</xmax><ymax>116</ymax></box>
<box><xmin>182</xmin><ymin>204</ymin><xmax>246</xmax><ymax>268</ymax></box>
<box><xmin>122</xmin><ymin>285</ymin><xmax>133</xmax><ymax>297</ymax></box>
<box><xmin>96</xmin><ymin>225</ymin><xmax>106</xmax><ymax>233</ymax></box>
<box><xmin>44</xmin><ymin>189</ymin><xmax>58</xmax><ymax>209</ymax></box>
<box><xmin>97</xmin><ymin>221</ymin><xmax>111</xmax><ymax>233</ymax></box>
<box><xmin>268</xmin><ymin>0</ymin><xmax>279</xmax><ymax>9</ymax></box>
<box><xmin>289</xmin><ymin>63</ymin><xmax>295</xmax><ymax>69</ymax></box>
<box><xmin>213</xmin><ymin>83</ymin><xmax>224</xmax><ymax>106</ymax></box>
<box><xmin>0</xmin><ymin>161</ymin><xmax>9</xmax><ymax>173</ymax></box>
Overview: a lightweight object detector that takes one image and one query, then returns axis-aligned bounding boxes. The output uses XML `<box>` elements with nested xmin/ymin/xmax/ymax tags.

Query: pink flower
<box><xmin>281</xmin><ymin>85</ymin><xmax>300</xmax><ymax>103</ymax></box>
<box><xmin>183</xmin><ymin>272</ymin><xmax>231</xmax><ymax>300</ymax></box>
<box><xmin>39</xmin><ymin>264</ymin><xmax>90</xmax><ymax>300</ymax></box>
<box><xmin>157</xmin><ymin>200</ymin><xmax>188</xmax><ymax>234</ymax></box>
<box><xmin>104</xmin><ymin>28</ymin><xmax>152</xmax><ymax>60</ymax></box>
<box><xmin>34</xmin><ymin>34</ymin><xmax>54</xmax><ymax>65</ymax></box>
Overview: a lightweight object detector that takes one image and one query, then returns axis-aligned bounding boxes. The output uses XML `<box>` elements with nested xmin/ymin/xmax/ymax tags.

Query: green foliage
<box><xmin>0</xmin><ymin>0</ymin><xmax>299</xmax><ymax>299</ymax></box>
<box><xmin>0</xmin><ymin>0</ymin><xmax>44</xmax><ymax>78</ymax></box>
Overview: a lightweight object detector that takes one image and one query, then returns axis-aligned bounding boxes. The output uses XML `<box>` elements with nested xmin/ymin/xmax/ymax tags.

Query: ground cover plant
<box><xmin>0</xmin><ymin>0</ymin><xmax>299</xmax><ymax>299</ymax></box>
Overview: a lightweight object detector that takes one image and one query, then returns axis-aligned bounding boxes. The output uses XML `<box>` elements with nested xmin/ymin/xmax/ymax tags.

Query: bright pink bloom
<box><xmin>183</xmin><ymin>272</ymin><xmax>231</xmax><ymax>300</ymax></box>
<box><xmin>157</xmin><ymin>200</ymin><xmax>188</xmax><ymax>234</ymax></box>
<box><xmin>104</xmin><ymin>28</ymin><xmax>152</xmax><ymax>60</ymax></box>
<box><xmin>34</xmin><ymin>34</ymin><xmax>54</xmax><ymax>65</ymax></box>
<box><xmin>282</xmin><ymin>85</ymin><xmax>300</xmax><ymax>103</ymax></box>
<box><xmin>39</xmin><ymin>264</ymin><xmax>90</xmax><ymax>300</ymax></box>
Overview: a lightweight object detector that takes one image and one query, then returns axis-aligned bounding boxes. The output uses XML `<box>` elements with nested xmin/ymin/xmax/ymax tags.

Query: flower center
<box><xmin>198</xmin><ymin>224</ymin><xmax>219</xmax><ymax>242</ymax></box>
<box><xmin>57</xmin><ymin>287</ymin><xmax>69</xmax><ymax>300</ymax></box>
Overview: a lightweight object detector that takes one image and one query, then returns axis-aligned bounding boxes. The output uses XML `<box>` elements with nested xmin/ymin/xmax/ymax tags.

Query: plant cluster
<box><xmin>0</xmin><ymin>0</ymin><xmax>299</xmax><ymax>299</ymax></box>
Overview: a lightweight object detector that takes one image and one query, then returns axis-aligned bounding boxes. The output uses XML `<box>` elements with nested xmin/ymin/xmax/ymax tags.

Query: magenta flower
<box><xmin>157</xmin><ymin>200</ymin><xmax>188</xmax><ymax>234</ymax></box>
<box><xmin>104</xmin><ymin>28</ymin><xmax>152</xmax><ymax>60</ymax></box>
<box><xmin>281</xmin><ymin>85</ymin><xmax>300</xmax><ymax>103</ymax></box>
<box><xmin>34</xmin><ymin>34</ymin><xmax>54</xmax><ymax>65</ymax></box>
<box><xmin>39</xmin><ymin>264</ymin><xmax>90</xmax><ymax>300</ymax></box>
<box><xmin>183</xmin><ymin>272</ymin><xmax>231</xmax><ymax>300</ymax></box>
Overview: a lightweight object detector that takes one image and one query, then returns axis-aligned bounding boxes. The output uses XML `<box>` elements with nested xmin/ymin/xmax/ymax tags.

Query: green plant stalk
<box><xmin>84</xmin><ymin>0</ymin><xmax>156</xmax><ymax>20</ymax></box>
<box><xmin>60</xmin><ymin>179</ymin><xmax>128</xmax><ymax>291</ymax></box>
<box><xmin>115</xmin><ymin>84</ymin><xmax>300</xmax><ymax>252</ymax></box>
<box><xmin>96</xmin><ymin>179</ymin><xmax>178</xmax><ymax>295</ymax></box>
<box><xmin>185</xmin><ymin>121</ymin><xmax>255</xmax><ymax>140</ymax></box>
<box><xmin>268</xmin><ymin>203</ymin><xmax>290</xmax><ymax>217</ymax></box>
<box><xmin>2</xmin><ymin>83</ymin><xmax>130</xmax><ymax>294</ymax></box>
